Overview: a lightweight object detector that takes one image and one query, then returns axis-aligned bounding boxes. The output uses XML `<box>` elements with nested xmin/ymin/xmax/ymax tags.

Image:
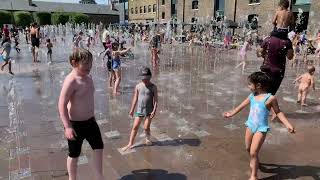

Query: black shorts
<box><xmin>266</xmin><ymin>72</ymin><xmax>284</xmax><ymax>95</ymax></box>
<box><xmin>68</xmin><ymin>117</ymin><xmax>104</xmax><ymax>158</ymax></box>
<box><xmin>31</xmin><ymin>38</ymin><xmax>40</xmax><ymax>48</ymax></box>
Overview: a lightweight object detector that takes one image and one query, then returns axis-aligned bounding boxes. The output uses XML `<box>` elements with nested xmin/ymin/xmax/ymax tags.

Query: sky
<box><xmin>34</xmin><ymin>0</ymin><xmax>108</xmax><ymax>4</ymax></box>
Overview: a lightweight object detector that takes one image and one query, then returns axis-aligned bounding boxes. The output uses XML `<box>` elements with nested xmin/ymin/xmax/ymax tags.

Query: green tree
<box><xmin>0</xmin><ymin>11</ymin><xmax>12</xmax><ymax>27</ymax></box>
<box><xmin>51</xmin><ymin>13</ymin><xmax>69</xmax><ymax>25</ymax></box>
<box><xmin>33</xmin><ymin>12</ymin><xmax>51</xmax><ymax>25</ymax></box>
<box><xmin>69</xmin><ymin>13</ymin><xmax>89</xmax><ymax>24</ymax></box>
<box><xmin>13</xmin><ymin>11</ymin><xmax>33</xmax><ymax>28</ymax></box>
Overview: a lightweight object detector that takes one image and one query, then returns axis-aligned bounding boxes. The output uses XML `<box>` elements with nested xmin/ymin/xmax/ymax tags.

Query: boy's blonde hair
<box><xmin>69</xmin><ymin>48</ymin><xmax>92</xmax><ymax>66</ymax></box>
<box><xmin>308</xmin><ymin>65</ymin><xmax>315</xmax><ymax>74</ymax></box>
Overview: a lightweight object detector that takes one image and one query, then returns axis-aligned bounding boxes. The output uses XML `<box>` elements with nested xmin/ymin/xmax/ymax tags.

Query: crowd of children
<box><xmin>1</xmin><ymin>1</ymin><xmax>320</xmax><ymax>179</ymax></box>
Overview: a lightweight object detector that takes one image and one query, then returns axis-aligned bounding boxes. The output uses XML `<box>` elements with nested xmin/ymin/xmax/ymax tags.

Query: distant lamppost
<box><xmin>233</xmin><ymin>0</ymin><xmax>237</xmax><ymax>35</ymax></box>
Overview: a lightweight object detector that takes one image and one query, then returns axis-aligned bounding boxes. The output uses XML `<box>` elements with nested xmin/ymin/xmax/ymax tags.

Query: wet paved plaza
<box><xmin>0</xmin><ymin>38</ymin><xmax>320</xmax><ymax>180</ymax></box>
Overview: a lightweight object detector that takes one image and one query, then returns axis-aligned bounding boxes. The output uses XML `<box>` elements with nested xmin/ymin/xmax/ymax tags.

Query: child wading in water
<box><xmin>111</xmin><ymin>42</ymin><xmax>131</xmax><ymax>95</ymax></box>
<box><xmin>1</xmin><ymin>37</ymin><xmax>14</xmax><ymax>75</ymax></box>
<box><xmin>58</xmin><ymin>48</ymin><xmax>104</xmax><ymax>180</ymax></box>
<box><xmin>122</xmin><ymin>67</ymin><xmax>158</xmax><ymax>151</ymax></box>
<box><xmin>223</xmin><ymin>72</ymin><xmax>295</xmax><ymax>180</ymax></box>
<box><xmin>294</xmin><ymin>65</ymin><xmax>315</xmax><ymax>106</ymax></box>
<box><xmin>235</xmin><ymin>38</ymin><xmax>251</xmax><ymax>73</ymax></box>
<box><xmin>46</xmin><ymin>39</ymin><xmax>53</xmax><ymax>64</ymax></box>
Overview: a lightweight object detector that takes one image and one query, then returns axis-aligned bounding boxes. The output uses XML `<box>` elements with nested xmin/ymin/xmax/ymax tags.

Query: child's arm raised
<box><xmin>150</xmin><ymin>85</ymin><xmax>158</xmax><ymax>119</ymax></box>
<box><xmin>129</xmin><ymin>85</ymin><xmax>138</xmax><ymax>117</ymax></box>
<box><xmin>119</xmin><ymin>47</ymin><xmax>131</xmax><ymax>55</ymax></box>
<box><xmin>58</xmin><ymin>77</ymin><xmax>76</xmax><ymax>140</ymax></box>
<box><xmin>223</xmin><ymin>97</ymin><xmax>250</xmax><ymax>118</ymax></box>
<box><xmin>270</xmin><ymin>96</ymin><xmax>295</xmax><ymax>133</ymax></box>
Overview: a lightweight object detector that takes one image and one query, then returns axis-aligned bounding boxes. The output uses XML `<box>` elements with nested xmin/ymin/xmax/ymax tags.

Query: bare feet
<box><xmin>297</xmin><ymin>100</ymin><xmax>301</xmax><ymax>104</ymax></box>
<box><xmin>301</xmin><ymin>103</ymin><xmax>308</xmax><ymax>106</ymax></box>
<box><xmin>113</xmin><ymin>91</ymin><xmax>121</xmax><ymax>96</ymax></box>
<box><xmin>249</xmin><ymin>177</ymin><xmax>258</xmax><ymax>180</ymax></box>
<box><xmin>121</xmin><ymin>144</ymin><xmax>133</xmax><ymax>152</ymax></box>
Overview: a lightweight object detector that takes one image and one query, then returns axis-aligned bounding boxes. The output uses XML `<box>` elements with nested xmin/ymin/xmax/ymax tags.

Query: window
<box><xmin>131</xmin><ymin>8</ymin><xmax>134</xmax><ymax>14</ymax></box>
<box><xmin>192</xmin><ymin>0</ymin><xmax>198</xmax><ymax>9</ymax></box>
<box><xmin>135</xmin><ymin>7</ymin><xmax>138</xmax><ymax>14</ymax></box>
<box><xmin>162</xmin><ymin>12</ymin><xmax>165</xmax><ymax>19</ymax></box>
<box><xmin>249</xmin><ymin>0</ymin><xmax>260</xmax><ymax>4</ymax></box>
<box><xmin>248</xmin><ymin>14</ymin><xmax>258</xmax><ymax>29</ymax></box>
<box><xmin>153</xmin><ymin>4</ymin><xmax>156</xmax><ymax>12</ymax></box>
<box><xmin>148</xmin><ymin>5</ymin><xmax>152</xmax><ymax>12</ymax></box>
<box><xmin>140</xmin><ymin>6</ymin><xmax>143</xmax><ymax>13</ymax></box>
<box><xmin>162</xmin><ymin>0</ymin><xmax>165</xmax><ymax>5</ymax></box>
<box><xmin>144</xmin><ymin>6</ymin><xmax>146</xmax><ymax>13</ymax></box>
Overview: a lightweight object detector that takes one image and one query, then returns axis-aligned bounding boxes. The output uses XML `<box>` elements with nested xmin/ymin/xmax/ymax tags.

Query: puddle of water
<box><xmin>104</xmin><ymin>130</ymin><xmax>121</xmax><ymax>139</ymax></box>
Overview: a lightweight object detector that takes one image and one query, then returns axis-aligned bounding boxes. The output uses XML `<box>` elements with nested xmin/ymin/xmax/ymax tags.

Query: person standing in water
<box><xmin>122</xmin><ymin>67</ymin><xmax>158</xmax><ymax>151</ymax></box>
<box><xmin>224</xmin><ymin>72</ymin><xmax>295</xmax><ymax>180</ymax></box>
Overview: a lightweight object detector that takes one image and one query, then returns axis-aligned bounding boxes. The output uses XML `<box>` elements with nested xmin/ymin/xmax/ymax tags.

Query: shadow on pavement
<box><xmin>260</xmin><ymin>163</ymin><xmax>320</xmax><ymax>180</ymax></box>
<box><xmin>134</xmin><ymin>138</ymin><xmax>201</xmax><ymax>149</ymax></box>
<box><xmin>119</xmin><ymin>169</ymin><xmax>187</xmax><ymax>180</ymax></box>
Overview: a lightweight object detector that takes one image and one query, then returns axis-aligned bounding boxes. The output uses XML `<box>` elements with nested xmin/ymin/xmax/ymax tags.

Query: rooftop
<box><xmin>0</xmin><ymin>0</ymin><xmax>119</xmax><ymax>15</ymax></box>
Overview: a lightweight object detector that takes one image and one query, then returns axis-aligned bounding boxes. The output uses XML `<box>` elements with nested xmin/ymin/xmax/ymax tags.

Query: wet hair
<box><xmin>112</xmin><ymin>42</ymin><xmax>119</xmax><ymax>51</ymax></box>
<box><xmin>46</xmin><ymin>39</ymin><xmax>50</xmax><ymax>43</ymax></box>
<box><xmin>308</xmin><ymin>65</ymin><xmax>315</xmax><ymax>74</ymax></box>
<box><xmin>31</xmin><ymin>22</ymin><xmax>37</xmax><ymax>27</ymax></box>
<box><xmin>69</xmin><ymin>48</ymin><xmax>93</xmax><ymax>66</ymax></box>
<box><xmin>248</xmin><ymin>72</ymin><xmax>271</xmax><ymax>90</ymax></box>
<box><xmin>279</xmin><ymin>0</ymin><xmax>289</xmax><ymax>9</ymax></box>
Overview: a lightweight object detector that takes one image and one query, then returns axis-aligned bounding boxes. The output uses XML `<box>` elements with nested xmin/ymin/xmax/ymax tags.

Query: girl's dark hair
<box><xmin>248</xmin><ymin>72</ymin><xmax>271</xmax><ymax>90</ymax></box>
<box><xmin>112</xmin><ymin>42</ymin><xmax>119</xmax><ymax>51</ymax></box>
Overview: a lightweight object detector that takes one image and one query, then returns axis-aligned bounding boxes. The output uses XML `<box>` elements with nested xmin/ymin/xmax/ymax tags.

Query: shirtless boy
<box><xmin>58</xmin><ymin>48</ymin><xmax>104</xmax><ymax>180</ymax></box>
<box><xmin>294</xmin><ymin>65</ymin><xmax>315</xmax><ymax>106</ymax></box>
<box><xmin>272</xmin><ymin>0</ymin><xmax>295</xmax><ymax>38</ymax></box>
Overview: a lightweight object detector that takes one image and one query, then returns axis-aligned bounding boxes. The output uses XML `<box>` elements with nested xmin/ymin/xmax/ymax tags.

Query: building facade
<box><xmin>128</xmin><ymin>0</ymin><xmax>318</xmax><ymax>35</ymax></box>
<box><xmin>225</xmin><ymin>0</ymin><xmax>316</xmax><ymax>34</ymax></box>
<box><xmin>1</xmin><ymin>0</ymin><xmax>120</xmax><ymax>25</ymax></box>
<box><xmin>128</xmin><ymin>0</ymin><xmax>216</xmax><ymax>24</ymax></box>
<box><xmin>128</xmin><ymin>0</ymin><xmax>158</xmax><ymax>23</ymax></box>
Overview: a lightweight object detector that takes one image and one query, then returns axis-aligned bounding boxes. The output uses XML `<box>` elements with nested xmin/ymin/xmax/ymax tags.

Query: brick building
<box><xmin>1</xmin><ymin>0</ymin><xmax>120</xmax><ymax>25</ymax></box>
<box><xmin>225</xmin><ymin>0</ymin><xmax>316</xmax><ymax>35</ymax></box>
<box><xmin>128</xmin><ymin>0</ymin><xmax>158</xmax><ymax>23</ymax></box>
<box><xmin>128</xmin><ymin>0</ymin><xmax>318</xmax><ymax>35</ymax></box>
<box><xmin>128</xmin><ymin>0</ymin><xmax>216</xmax><ymax>24</ymax></box>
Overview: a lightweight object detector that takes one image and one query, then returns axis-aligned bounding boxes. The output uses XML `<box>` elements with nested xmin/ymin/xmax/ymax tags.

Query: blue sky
<box><xmin>34</xmin><ymin>0</ymin><xmax>108</xmax><ymax>4</ymax></box>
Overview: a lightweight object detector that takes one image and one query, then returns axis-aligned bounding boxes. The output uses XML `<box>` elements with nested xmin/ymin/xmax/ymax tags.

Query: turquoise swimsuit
<box><xmin>245</xmin><ymin>93</ymin><xmax>271</xmax><ymax>133</ymax></box>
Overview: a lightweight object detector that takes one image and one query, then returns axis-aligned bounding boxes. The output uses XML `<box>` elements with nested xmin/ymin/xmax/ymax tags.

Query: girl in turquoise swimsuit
<box><xmin>223</xmin><ymin>72</ymin><xmax>295</xmax><ymax>180</ymax></box>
